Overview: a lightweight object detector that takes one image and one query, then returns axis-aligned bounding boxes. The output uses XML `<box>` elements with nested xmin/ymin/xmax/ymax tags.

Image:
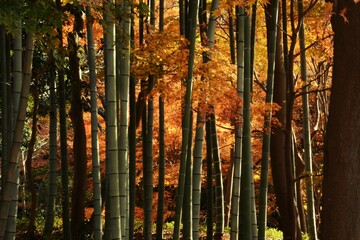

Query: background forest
<box><xmin>0</xmin><ymin>0</ymin><xmax>358</xmax><ymax>239</ymax></box>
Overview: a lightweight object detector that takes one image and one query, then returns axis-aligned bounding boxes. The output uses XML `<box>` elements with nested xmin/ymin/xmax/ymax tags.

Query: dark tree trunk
<box><xmin>68</xmin><ymin>13</ymin><xmax>87</xmax><ymax>240</ymax></box>
<box><xmin>270</xmin><ymin>11</ymin><xmax>300</xmax><ymax>240</ymax></box>
<box><xmin>321</xmin><ymin>2</ymin><xmax>360</xmax><ymax>239</ymax></box>
<box><xmin>26</xmin><ymin>78</ymin><xmax>39</xmax><ymax>237</ymax></box>
<box><xmin>205</xmin><ymin>117</ymin><xmax>213</xmax><ymax>240</ymax></box>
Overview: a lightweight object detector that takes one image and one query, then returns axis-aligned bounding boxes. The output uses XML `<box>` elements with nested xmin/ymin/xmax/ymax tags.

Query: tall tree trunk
<box><xmin>44</xmin><ymin>67</ymin><xmax>57</xmax><ymax>236</ymax></box>
<box><xmin>56</xmin><ymin>2</ymin><xmax>71</xmax><ymax>238</ymax></box>
<box><xmin>210</xmin><ymin>112</ymin><xmax>224</xmax><ymax>239</ymax></box>
<box><xmin>86</xmin><ymin>6</ymin><xmax>102</xmax><ymax>240</ymax></box>
<box><xmin>192</xmin><ymin>0</ymin><xmax>221</xmax><ymax>237</ymax></box>
<box><xmin>118</xmin><ymin>1</ymin><xmax>131</xmax><ymax>237</ymax></box>
<box><xmin>172</xmin><ymin>0</ymin><xmax>198</xmax><ymax>238</ymax></box>
<box><xmin>230</xmin><ymin>7</ymin><xmax>244</xmax><ymax>239</ymax></box>
<box><xmin>205</xmin><ymin>118</ymin><xmax>213</xmax><ymax>240</ymax></box>
<box><xmin>298</xmin><ymin>0</ymin><xmax>317</xmax><ymax>238</ymax></box>
<box><xmin>270</xmin><ymin>5</ymin><xmax>301</xmax><ymax>239</ymax></box>
<box><xmin>183</xmin><ymin>111</ymin><xmax>193</xmax><ymax>240</ymax></box>
<box><xmin>0</xmin><ymin>25</ymin><xmax>8</xmax><ymax>190</ymax></box>
<box><xmin>26</xmin><ymin>72</ymin><xmax>40</xmax><ymax>238</ymax></box>
<box><xmin>156</xmin><ymin>95</ymin><xmax>165</xmax><ymax>240</ymax></box>
<box><xmin>321</xmin><ymin>1</ymin><xmax>360</xmax><ymax>239</ymax></box>
<box><xmin>192</xmin><ymin>110</ymin><xmax>205</xmax><ymax>240</ymax></box>
<box><xmin>128</xmin><ymin>74</ymin><xmax>136</xmax><ymax>240</ymax></box>
<box><xmin>258</xmin><ymin>1</ymin><xmax>279</xmax><ymax>239</ymax></box>
<box><xmin>156</xmin><ymin>1</ymin><xmax>165</xmax><ymax>238</ymax></box>
<box><xmin>4</xmin><ymin>23</ymin><xmax>22</xmax><ymax>240</ymax></box>
<box><xmin>239</xmin><ymin>10</ymin><xmax>254</xmax><ymax>240</ymax></box>
<box><xmin>192</xmin><ymin>0</ymin><xmax>206</xmax><ymax>237</ymax></box>
<box><xmin>144</xmin><ymin>76</ymin><xmax>154</xmax><ymax>240</ymax></box>
<box><xmin>68</xmin><ymin>11</ymin><xmax>88</xmax><ymax>239</ymax></box>
<box><xmin>104</xmin><ymin>1</ymin><xmax>122</xmax><ymax>238</ymax></box>
<box><xmin>144</xmin><ymin>0</ymin><xmax>155</xmax><ymax>238</ymax></box>
<box><xmin>0</xmin><ymin>32</ymin><xmax>34</xmax><ymax>238</ymax></box>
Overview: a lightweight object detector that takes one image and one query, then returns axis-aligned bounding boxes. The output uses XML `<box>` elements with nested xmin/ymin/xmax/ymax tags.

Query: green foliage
<box><xmin>265</xmin><ymin>228</ymin><xmax>283</xmax><ymax>239</ymax></box>
<box><xmin>137</xmin><ymin>2</ymin><xmax>150</xmax><ymax>18</ymax></box>
<box><xmin>0</xmin><ymin>0</ymin><xmax>63</xmax><ymax>34</ymax></box>
<box><xmin>264</xmin><ymin>228</ymin><xmax>310</xmax><ymax>240</ymax></box>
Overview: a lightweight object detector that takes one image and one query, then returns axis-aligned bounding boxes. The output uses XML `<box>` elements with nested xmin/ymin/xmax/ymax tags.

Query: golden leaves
<box><xmin>132</xmin><ymin>32</ymin><xmax>189</xmax><ymax>81</ymax></box>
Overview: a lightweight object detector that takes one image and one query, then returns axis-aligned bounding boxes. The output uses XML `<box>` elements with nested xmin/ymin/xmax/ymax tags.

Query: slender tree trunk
<box><xmin>270</xmin><ymin>3</ymin><xmax>301</xmax><ymax>238</ymax></box>
<box><xmin>172</xmin><ymin>0</ymin><xmax>199</xmax><ymax>238</ymax></box>
<box><xmin>86</xmin><ymin>6</ymin><xmax>102</xmax><ymax>240</ymax></box>
<box><xmin>183</xmin><ymin>111</ymin><xmax>193</xmax><ymax>240</ymax></box>
<box><xmin>210</xmin><ymin>112</ymin><xmax>224</xmax><ymax>239</ymax></box>
<box><xmin>0</xmin><ymin>25</ymin><xmax>8</xmax><ymax>190</ymax></box>
<box><xmin>105</xmin><ymin>0</ymin><xmax>122</xmax><ymax>237</ymax></box>
<box><xmin>298</xmin><ymin>0</ymin><xmax>317</xmax><ymax>238</ymax></box>
<box><xmin>144</xmin><ymin>76</ymin><xmax>154</xmax><ymax>240</ymax></box>
<box><xmin>258</xmin><ymin>1</ymin><xmax>279</xmax><ymax>239</ymax></box>
<box><xmin>230</xmin><ymin>7</ymin><xmax>244</xmax><ymax>239</ymax></box>
<box><xmin>192</xmin><ymin>0</ymin><xmax>206</xmax><ymax>236</ymax></box>
<box><xmin>0</xmin><ymin>32</ymin><xmax>34</xmax><ymax>238</ymax></box>
<box><xmin>68</xmin><ymin>12</ymin><xmax>88</xmax><ymax>238</ymax></box>
<box><xmin>128</xmin><ymin>74</ymin><xmax>136</xmax><ymax>240</ymax></box>
<box><xmin>156</xmin><ymin>1</ymin><xmax>165</xmax><ymax>238</ymax></box>
<box><xmin>223</xmin><ymin>156</ymin><xmax>233</xmax><ymax>227</ymax></box>
<box><xmin>118</xmin><ymin>1</ymin><xmax>131</xmax><ymax>237</ymax></box>
<box><xmin>156</xmin><ymin>95</ymin><xmax>165</xmax><ymax>240</ymax></box>
<box><xmin>44</xmin><ymin>67</ymin><xmax>57</xmax><ymax>236</ymax></box>
<box><xmin>56</xmin><ymin>2</ymin><xmax>71</xmax><ymax>238</ymax></box>
<box><xmin>205</xmin><ymin>118</ymin><xmax>213</xmax><ymax>240</ymax></box>
<box><xmin>192</xmin><ymin>110</ymin><xmax>205</xmax><ymax>240</ymax></box>
<box><xmin>239</xmin><ymin>11</ymin><xmax>254</xmax><ymax>240</ymax></box>
<box><xmin>278</xmin><ymin>1</ymin><xmax>302</xmax><ymax>238</ymax></box>
<box><xmin>144</xmin><ymin>0</ymin><xmax>155</xmax><ymax>237</ymax></box>
<box><xmin>26</xmin><ymin>73</ymin><xmax>41</xmax><ymax>238</ymax></box>
<box><xmin>321</xmin><ymin>1</ymin><xmax>360</xmax><ymax>239</ymax></box>
<box><xmin>4</xmin><ymin>23</ymin><xmax>22</xmax><ymax>240</ymax></box>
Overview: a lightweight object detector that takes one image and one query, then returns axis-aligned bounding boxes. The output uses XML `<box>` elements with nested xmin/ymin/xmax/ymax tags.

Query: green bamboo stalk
<box><xmin>44</xmin><ymin>67</ymin><xmax>58</xmax><ymax>235</ymax></box>
<box><xmin>55</xmin><ymin>1</ymin><xmax>71</xmax><ymax>238</ymax></box>
<box><xmin>128</xmin><ymin>74</ymin><xmax>136</xmax><ymax>240</ymax></box>
<box><xmin>86</xmin><ymin>6</ymin><xmax>102</xmax><ymax>240</ymax></box>
<box><xmin>156</xmin><ymin>0</ymin><xmax>165</xmax><ymax>238</ymax></box>
<box><xmin>105</xmin><ymin>1</ymin><xmax>122</xmax><ymax>238</ymax></box>
<box><xmin>298</xmin><ymin>0</ymin><xmax>318</xmax><ymax>239</ymax></box>
<box><xmin>183</xmin><ymin>111</ymin><xmax>193</xmax><ymax>240</ymax></box>
<box><xmin>4</xmin><ymin>22</ymin><xmax>22</xmax><ymax>240</ymax></box>
<box><xmin>192</xmin><ymin>110</ymin><xmax>205</xmax><ymax>240</ymax></box>
<box><xmin>230</xmin><ymin>6</ymin><xmax>244</xmax><ymax>240</ymax></box>
<box><xmin>239</xmin><ymin>10</ymin><xmax>253</xmax><ymax>240</ymax></box>
<box><xmin>119</xmin><ymin>0</ymin><xmax>131</xmax><ymax>238</ymax></box>
<box><xmin>144</xmin><ymin>76</ymin><xmax>154</xmax><ymax>240</ymax></box>
<box><xmin>210</xmin><ymin>111</ymin><xmax>224</xmax><ymax>237</ymax></box>
<box><xmin>192</xmin><ymin>0</ymin><xmax>220</xmax><ymax>237</ymax></box>
<box><xmin>156</xmin><ymin>95</ymin><xmax>165</xmax><ymax>240</ymax></box>
<box><xmin>173</xmin><ymin>0</ymin><xmax>199</xmax><ymax>238</ymax></box>
<box><xmin>0</xmin><ymin>33</ymin><xmax>34</xmax><ymax>238</ymax></box>
<box><xmin>258</xmin><ymin>1</ymin><xmax>279</xmax><ymax>239</ymax></box>
<box><xmin>0</xmin><ymin>25</ymin><xmax>8</xmax><ymax>190</ymax></box>
<box><xmin>205</xmin><ymin>118</ymin><xmax>213</xmax><ymax>240</ymax></box>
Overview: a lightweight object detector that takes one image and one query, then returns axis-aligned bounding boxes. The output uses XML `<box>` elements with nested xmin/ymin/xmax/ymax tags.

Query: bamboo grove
<box><xmin>2</xmin><ymin>0</ymin><xmax>355</xmax><ymax>239</ymax></box>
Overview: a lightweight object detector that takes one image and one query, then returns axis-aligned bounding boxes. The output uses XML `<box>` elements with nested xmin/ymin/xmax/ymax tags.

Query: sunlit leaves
<box><xmin>132</xmin><ymin>32</ymin><xmax>189</xmax><ymax>81</ymax></box>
